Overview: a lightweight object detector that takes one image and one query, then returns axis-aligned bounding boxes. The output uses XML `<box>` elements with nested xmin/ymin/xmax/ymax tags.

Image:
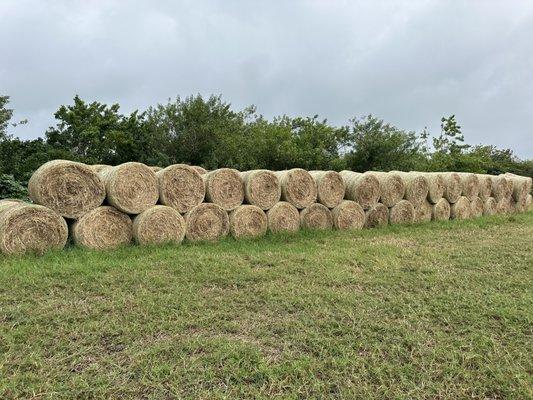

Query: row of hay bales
<box><xmin>0</xmin><ymin>160</ymin><xmax>531</xmax><ymax>255</ymax></box>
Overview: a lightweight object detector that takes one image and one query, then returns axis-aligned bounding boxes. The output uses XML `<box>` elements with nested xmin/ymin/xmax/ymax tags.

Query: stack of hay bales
<box><xmin>0</xmin><ymin>159</ymin><xmax>531</xmax><ymax>257</ymax></box>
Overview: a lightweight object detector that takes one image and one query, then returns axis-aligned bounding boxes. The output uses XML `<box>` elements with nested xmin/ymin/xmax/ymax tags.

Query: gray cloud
<box><xmin>1</xmin><ymin>0</ymin><xmax>532</xmax><ymax>157</ymax></box>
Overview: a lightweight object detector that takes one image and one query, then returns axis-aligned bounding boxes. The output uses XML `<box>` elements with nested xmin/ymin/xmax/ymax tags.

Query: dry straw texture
<box><xmin>150</xmin><ymin>166</ymin><xmax>163</xmax><ymax>172</ymax></box>
<box><xmin>414</xmin><ymin>200</ymin><xmax>432</xmax><ymax>223</ymax></box>
<box><xmin>91</xmin><ymin>164</ymin><xmax>112</xmax><ymax>174</ymax></box>
<box><xmin>511</xmin><ymin>197</ymin><xmax>527</xmax><ymax>213</ymax></box>
<box><xmin>432</xmin><ymin>198</ymin><xmax>451</xmax><ymax>221</ymax></box>
<box><xmin>204</xmin><ymin>168</ymin><xmax>244</xmax><ymax>211</ymax></box>
<box><xmin>442</xmin><ymin>172</ymin><xmax>462</xmax><ymax>203</ymax></box>
<box><xmin>477</xmin><ymin>174</ymin><xmax>492</xmax><ymax>201</ymax></box>
<box><xmin>496</xmin><ymin>198</ymin><xmax>512</xmax><ymax>215</ymax></box>
<box><xmin>389</xmin><ymin>200</ymin><xmax>415</xmax><ymax>225</ymax></box>
<box><xmin>470</xmin><ymin>197</ymin><xmax>484</xmax><ymax>218</ymax></box>
<box><xmin>100</xmin><ymin>162</ymin><xmax>159</xmax><ymax>214</ymax></box>
<box><xmin>364</xmin><ymin>203</ymin><xmax>388</xmax><ymax>228</ymax></box>
<box><xmin>499</xmin><ymin>174</ymin><xmax>514</xmax><ymax>200</ymax></box>
<box><xmin>266</xmin><ymin>201</ymin><xmax>300</xmax><ymax>233</ymax></box>
<box><xmin>483</xmin><ymin>197</ymin><xmax>497</xmax><ymax>216</ymax></box>
<box><xmin>368</xmin><ymin>172</ymin><xmax>405</xmax><ymax>207</ymax></box>
<box><xmin>457</xmin><ymin>173</ymin><xmax>479</xmax><ymax>201</ymax></box>
<box><xmin>393</xmin><ymin>171</ymin><xmax>429</xmax><ymax>207</ymax></box>
<box><xmin>29</xmin><ymin>160</ymin><xmax>105</xmax><ymax>219</ymax></box>
<box><xmin>229</xmin><ymin>205</ymin><xmax>267</xmax><ymax>239</ymax></box>
<box><xmin>241</xmin><ymin>170</ymin><xmax>281</xmax><ymax>210</ymax></box>
<box><xmin>526</xmin><ymin>194</ymin><xmax>532</xmax><ymax>211</ymax></box>
<box><xmin>339</xmin><ymin>171</ymin><xmax>380</xmax><ymax>210</ymax></box>
<box><xmin>450</xmin><ymin>196</ymin><xmax>471</xmax><ymax>220</ymax></box>
<box><xmin>490</xmin><ymin>175</ymin><xmax>510</xmax><ymax>201</ymax></box>
<box><xmin>300</xmin><ymin>203</ymin><xmax>333</xmax><ymax>230</ymax></box>
<box><xmin>191</xmin><ymin>166</ymin><xmax>208</xmax><ymax>175</ymax></box>
<box><xmin>275</xmin><ymin>169</ymin><xmax>317</xmax><ymax>209</ymax></box>
<box><xmin>71</xmin><ymin>206</ymin><xmax>132</xmax><ymax>250</ymax></box>
<box><xmin>504</xmin><ymin>173</ymin><xmax>531</xmax><ymax>202</ymax></box>
<box><xmin>419</xmin><ymin>173</ymin><xmax>445</xmax><ymax>204</ymax></box>
<box><xmin>132</xmin><ymin>205</ymin><xmax>185</xmax><ymax>245</ymax></box>
<box><xmin>331</xmin><ymin>200</ymin><xmax>365</xmax><ymax>230</ymax></box>
<box><xmin>309</xmin><ymin>171</ymin><xmax>345</xmax><ymax>208</ymax></box>
<box><xmin>157</xmin><ymin>164</ymin><xmax>205</xmax><ymax>213</ymax></box>
<box><xmin>0</xmin><ymin>202</ymin><xmax>68</xmax><ymax>255</ymax></box>
<box><xmin>184</xmin><ymin>203</ymin><xmax>229</xmax><ymax>242</ymax></box>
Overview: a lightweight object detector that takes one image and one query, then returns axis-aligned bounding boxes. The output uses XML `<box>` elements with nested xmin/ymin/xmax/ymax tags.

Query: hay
<box><xmin>419</xmin><ymin>173</ymin><xmax>445</xmax><ymax>204</ymax></box>
<box><xmin>450</xmin><ymin>196</ymin><xmax>470</xmax><ymax>220</ymax></box>
<box><xmin>275</xmin><ymin>169</ymin><xmax>317</xmax><ymax>209</ymax></box>
<box><xmin>482</xmin><ymin>197</ymin><xmax>497</xmax><ymax>216</ymax></box>
<box><xmin>432</xmin><ymin>198</ymin><xmax>451</xmax><ymax>221</ymax></box>
<box><xmin>204</xmin><ymin>168</ymin><xmax>244</xmax><ymax>211</ymax></box>
<box><xmin>511</xmin><ymin>197</ymin><xmax>527</xmax><ymax>213</ymax></box>
<box><xmin>388</xmin><ymin>200</ymin><xmax>415</xmax><ymax>225</ymax></box>
<box><xmin>490</xmin><ymin>175</ymin><xmax>510</xmax><ymax>201</ymax></box>
<box><xmin>150</xmin><ymin>166</ymin><xmax>163</xmax><ymax>172</ymax></box>
<box><xmin>477</xmin><ymin>174</ymin><xmax>492</xmax><ymax>201</ymax></box>
<box><xmin>393</xmin><ymin>171</ymin><xmax>429</xmax><ymax>207</ymax></box>
<box><xmin>300</xmin><ymin>203</ymin><xmax>333</xmax><ymax>230</ymax></box>
<box><xmin>91</xmin><ymin>164</ymin><xmax>112</xmax><ymax>174</ymax></box>
<box><xmin>184</xmin><ymin>203</ymin><xmax>229</xmax><ymax>242</ymax></box>
<box><xmin>329</xmin><ymin>200</ymin><xmax>364</xmax><ymax>230</ymax></box>
<box><xmin>241</xmin><ymin>170</ymin><xmax>281</xmax><ymax>210</ymax></box>
<box><xmin>132</xmin><ymin>205</ymin><xmax>186</xmax><ymax>245</ymax></box>
<box><xmin>367</xmin><ymin>172</ymin><xmax>405</xmax><ymax>207</ymax></box>
<box><xmin>496</xmin><ymin>198</ymin><xmax>512</xmax><ymax>214</ymax></box>
<box><xmin>526</xmin><ymin>194</ymin><xmax>532</xmax><ymax>211</ymax></box>
<box><xmin>71</xmin><ymin>206</ymin><xmax>132</xmax><ymax>250</ymax></box>
<box><xmin>229</xmin><ymin>205</ymin><xmax>267</xmax><ymax>239</ymax></box>
<box><xmin>441</xmin><ymin>172</ymin><xmax>462</xmax><ymax>203</ymax></box>
<box><xmin>266</xmin><ymin>201</ymin><xmax>300</xmax><ymax>233</ymax></box>
<box><xmin>457</xmin><ymin>173</ymin><xmax>479</xmax><ymax>201</ymax></box>
<box><xmin>191</xmin><ymin>166</ymin><xmax>208</xmax><ymax>175</ymax></box>
<box><xmin>364</xmin><ymin>203</ymin><xmax>388</xmax><ymax>228</ymax></box>
<box><xmin>157</xmin><ymin>164</ymin><xmax>205</xmax><ymax>213</ymax></box>
<box><xmin>414</xmin><ymin>200</ymin><xmax>432</xmax><ymax>223</ymax></box>
<box><xmin>0</xmin><ymin>203</ymin><xmax>68</xmax><ymax>255</ymax></box>
<box><xmin>470</xmin><ymin>196</ymin><xmax>483</xmax><ymax>218</ymax></box>
<box><xmin>28</xmin><ymin>160</ymin><xmax>106</xmax><ymax>219</ymax></box>
<box><xmin>100</xmin><ymin>162</ymin><xmax>159</xmax><ymax>214</ymax></box>
<box><xmin>504</xmin><ymin>173</ymin><xmax>530</xmax><ymax>202</ymax></box>
<box><xmin>339</xmin><ymin>171</ymin><xmax>380</xmax><ymax>210</ymax></box>
<box><xmin>498</xmin><ymin>174</ymin><xmax>514</xmax><ymax>200</ymax></box>
<box><xmin>309</xmin><ymin>171</ymin><xmax>345</xmax><ymax>208</ymax></box>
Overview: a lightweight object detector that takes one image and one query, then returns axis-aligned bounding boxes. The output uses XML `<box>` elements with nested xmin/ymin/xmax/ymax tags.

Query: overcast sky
<box><xmin>1</xmin><ymin>0</ymin><xmax>532</xmax><ymax>158</ymax></box>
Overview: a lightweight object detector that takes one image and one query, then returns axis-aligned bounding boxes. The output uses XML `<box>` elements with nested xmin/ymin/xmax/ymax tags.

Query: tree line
<box><xmin>1</xmin><ymin>93</ymin><xmax>531</xmax><ymax>199</ymax></box>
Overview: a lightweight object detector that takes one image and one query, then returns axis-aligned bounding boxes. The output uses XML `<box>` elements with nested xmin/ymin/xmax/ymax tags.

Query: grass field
<box><xmin>1</xmin><ymin>212</ymin><xmax>532</xmax><ymax>399</ymax></box>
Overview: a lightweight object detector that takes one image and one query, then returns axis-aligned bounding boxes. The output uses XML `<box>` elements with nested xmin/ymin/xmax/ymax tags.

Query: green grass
<box><xmin>1</xmin><ymin>213</ymin><xmax>532</xmax><ymax>399</ymax></box>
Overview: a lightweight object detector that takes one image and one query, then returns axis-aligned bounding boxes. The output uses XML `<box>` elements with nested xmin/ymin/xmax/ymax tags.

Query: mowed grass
<box><xmin>1</xmin><ymin>213</ymin><xmax>532</xmax><ymax>399</ymax></box>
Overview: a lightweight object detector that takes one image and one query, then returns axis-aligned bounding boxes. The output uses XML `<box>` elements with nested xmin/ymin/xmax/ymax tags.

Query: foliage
<box><xmin>0</xmin><ymin>174</ymin><xmax>28</xmax><ymax>200</ymax></box>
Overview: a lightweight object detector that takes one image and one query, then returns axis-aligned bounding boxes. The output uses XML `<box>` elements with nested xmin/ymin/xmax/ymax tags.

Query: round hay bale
<box><xmin>191</xmin><ymin>166</ymin><xmax>208</xmax><ymax>175</ymax></box>
<box><xmin>0</xmin><ymin>199</ymin><xmax>24</xmax><ymax>206</ymax></box>
<box><xmin>414</xmin><ymin>200</ymin><xmax>432</xmax><ymax>223</ymax></box>
<box><xmin>392</xmin><ymin>171</ymin><xmax>429</xmax><ymax>207</ymax></box>
<box><xmin>184</xmin><ymin>203</ymin><xmax>229</xmax><ymax>242</ymax></box>
<box><xmin>91</xmin><ymin>164</ymin><xmax>112</xmax><ymax>174</ymax></box>
<box><xmin>470</xmin><ymin>196</ymin><xmax>483</xmax><ymax>218</ymax></box>
<box><xmin>450</xmin><ymin>196</ymin><xmax>470</xmax><ymax>220</ymax></box>
<box><xmin>132</xmin><ymin>205</ymin><xmax>185</xmax><ymax>245</ymax></box>
<box><xmin>331</xmin><ymin>200</ymin><xmax>365</xmax><ymax>230</ymax></box>
<box><xmin>511</xmin><ymin>197</ymin><xmax>527</xmax><ymax>213</ymax></box>
<box><xmin>71</xmin><ymin>206</ymin><xmax>132</xmax><ymax>250</ymax></box>
<box><xmin>157</xmin><ymin>164</ymin><xmax>205</xmax><ymax>213</ymax></box>
<box><xmin>441</xmin><ymin>172</ymin><xmax>462</xmax><ymax>203</ymax></box>
<box><xmin>203</xmin><ymin>168</ymin><xmax>244</xmax><ymax>211</ymax></box>
<box><xmin>420</xmin><ymin>173</ymin><xmax>445</xmax><ymax>204</ymax></box>
<box><xmin>526</xmin><ymin>194</ymin><xmax>532</xmax><ymax>211</ymax></box>
<box><xmin>101</xmin><ymin>162</ymin><xmax>159</xmax><ymax>214</ymax></box>
<box><xmin>364</xmin><ymin>203</ymin><xmax>388</xmax><ymax>228</ymax></box>
<box><xmin>483</xmin><ymin>197</ymin><xmax>497</xmax><ymax>216</ymax></box>
<box><xmin>300</xmin><ymin>203</ymin><xmax>333</xmax><ymax>230</ymax></box>
<box><xmin>309</xmin><ymin>171</ymin><xmax>345</xmax><ymax>208</ymax></box>
<box><xmin>0</xmin><ymin>203</ymin><xmax>68</xmax><ymax>255</ymax></box>
<box><xmin>388</xmin><ymin>200</ymin><xmax>415</xmax><ymax>225</ymax></box>
<box><xmin>266</xmin><ymin>201</ymin><xmax>300</xmax><ymax>233</ymax></box>
<box><xmin>432</xmin><ymin>198</ymin><xmax>451</xmax><ymax>221</ymax></box>
<box><xmin>28</xmin><ymin>160</ymin><xmax>106</xmax><ymax>219</ymax></box>
<box><xmin>477</xmin><ymin>174</ymin><xmax>492</xmax><ymax>201</ymax></box>
<box><xmin>275</xmin><ymin>169</ymin><xmax>317</xmax><ymax>209</ymax></box>
<box><xmin>498</xmin><ymin>174</ymin><xmax>514</xmax><ymax>200</ymax></box>
<box><xmin>504</xmin><ymin>173</ymin><xmax>530</xmax><ymax>202</ymax></box>
<box><xmin>229</xmin><ymin>205</ymin><xmax>267</xmax><ymax>239</ymax></box>
<box><xmin>339</xmin><ymin>171</ymin><xmax>380</xmax><ymax>210</ymax></box>
<box><xmin>367</xmin><ymin>172</ymin><xmax>405</xmax><ymax>207</ymax></box>
<box><xmin>490</xmin><ymin>175</ymin><xmax>510</xmax><ymax>201</ymax></box>
<box><xmin>496</xmin><ymin>198</ymin><xmax>512</xmax><ymax>214</ymax></box>
<box><xmin>240</xmin><ymin>170</ymin><xmax>281</xmax><ymax>210</ymax></box>
<box><xmin>457</xmin><ymin>173</ymin><xmax>479</xmax><ymax>201</ymax></box>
